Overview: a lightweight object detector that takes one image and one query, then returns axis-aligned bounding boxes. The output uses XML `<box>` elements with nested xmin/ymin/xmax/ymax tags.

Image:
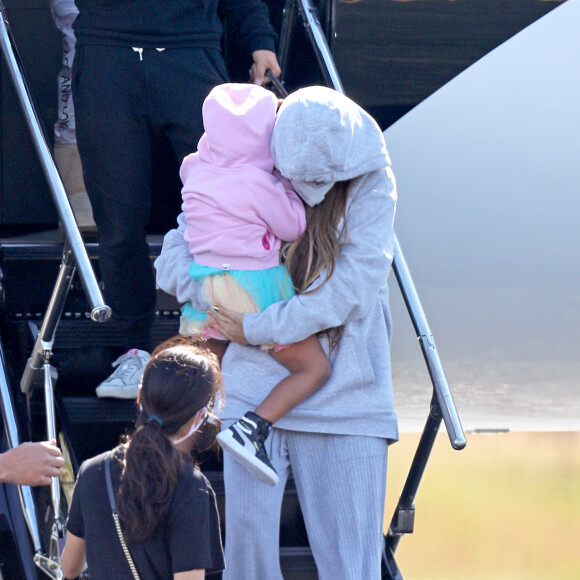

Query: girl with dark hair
<box><xmin>60</xmin><ymin>338</ymin><xmax>225</xmax><ymax>580</ymax></box>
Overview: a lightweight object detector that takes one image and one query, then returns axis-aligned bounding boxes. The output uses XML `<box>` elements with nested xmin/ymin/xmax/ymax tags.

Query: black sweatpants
<box><xmin>72</xmin><ymin>44</ymin><xmax>228</xmax><ymax>351</ymax></box>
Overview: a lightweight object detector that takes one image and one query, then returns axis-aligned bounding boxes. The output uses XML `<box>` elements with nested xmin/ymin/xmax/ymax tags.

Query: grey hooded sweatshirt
<box><xmin>154</xmin><ymin>86</ymin><xmax>398</xmax><ymax>441</ymax></box>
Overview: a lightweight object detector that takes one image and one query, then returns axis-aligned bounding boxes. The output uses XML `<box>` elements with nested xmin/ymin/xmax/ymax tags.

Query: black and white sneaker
<box><xmin>217</xmin><ymin>412</ymin><xmax>279</xmax><ymax>486</ymax></box>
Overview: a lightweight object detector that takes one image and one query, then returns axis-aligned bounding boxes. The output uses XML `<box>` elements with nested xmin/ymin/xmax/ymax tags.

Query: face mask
<box><xmin>174</xmin><ymin>407</ymin><xmax>208</xmax><ymax>445</ymax></box>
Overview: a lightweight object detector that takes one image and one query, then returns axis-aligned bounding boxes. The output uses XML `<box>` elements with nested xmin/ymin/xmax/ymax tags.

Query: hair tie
<box><xmin>147</xmin><ymin>415</ymin><xmax>163</xmax><ymax>427</ymax></box>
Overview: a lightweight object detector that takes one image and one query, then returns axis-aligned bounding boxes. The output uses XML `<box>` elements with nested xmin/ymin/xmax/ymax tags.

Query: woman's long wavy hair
<box><xmin>282</xmin><ymin>180</ymin><xmax>350</xmax><ymax>349</ymax></box>
<box><xmin>116</xmin><ymin>336</ymin><xmax>222</xmax><ymax>543</ymax></box>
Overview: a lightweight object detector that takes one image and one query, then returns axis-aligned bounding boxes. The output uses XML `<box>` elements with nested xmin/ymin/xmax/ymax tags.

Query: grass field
<box><xmin>384</xmin><ymin>431</ymin><xmax>580</xmax><ymax>580</ymax></box>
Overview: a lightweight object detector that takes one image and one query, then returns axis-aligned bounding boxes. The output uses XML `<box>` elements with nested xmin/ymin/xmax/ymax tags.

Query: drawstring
<box><xmin>132</xmin><ymin>47</ymin><xmax>166</xmax><ymax>61</ymax></box>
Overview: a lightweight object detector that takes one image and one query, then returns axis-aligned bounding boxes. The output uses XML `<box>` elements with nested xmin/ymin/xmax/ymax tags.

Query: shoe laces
<box><xmin>110</xmin><ymin>352</ymin><xmax>145</xmax><ymax>382</ymax></box>
<box><xmin>239</xmin><ymin>417</ymin><xmax>268</xmax><ymax>443</ymax></box>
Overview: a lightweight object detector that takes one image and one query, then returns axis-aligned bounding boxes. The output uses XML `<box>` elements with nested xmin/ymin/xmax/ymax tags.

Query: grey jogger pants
<box><xmin>222</xmin><ymin>428</ymin><xmax>388</xmax><ymax>580</ymax></box>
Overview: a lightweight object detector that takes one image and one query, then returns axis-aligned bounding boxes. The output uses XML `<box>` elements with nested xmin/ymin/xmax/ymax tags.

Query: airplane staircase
<box><xmin>0</xmin><ymin>232</ymin><xmax>318</xmax><ymax>579</ymax></box>
<box><xmin>0</xmin><ymin>0</ymin><xmax>466</xmax><ymax>576</ymax></box>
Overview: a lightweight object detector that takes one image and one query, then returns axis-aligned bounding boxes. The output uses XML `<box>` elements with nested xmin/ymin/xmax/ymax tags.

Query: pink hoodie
<box><xmin>180</xmin><ymin>83</ymin><xmax>306</xmax><ymax>271</ymax></box>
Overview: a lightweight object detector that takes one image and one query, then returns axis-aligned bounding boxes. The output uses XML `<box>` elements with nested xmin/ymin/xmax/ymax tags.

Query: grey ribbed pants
<box><xmin>222</xmin><ymin>428</ymin><xmax>388</xmax><ymax>580</ymax></box>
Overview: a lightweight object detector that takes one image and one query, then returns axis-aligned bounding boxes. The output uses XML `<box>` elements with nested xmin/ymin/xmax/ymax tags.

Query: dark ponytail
<box><xmin>116</xmin><ymin>337</ymin><xmax>222</xmax><ymax>543</ymax></box>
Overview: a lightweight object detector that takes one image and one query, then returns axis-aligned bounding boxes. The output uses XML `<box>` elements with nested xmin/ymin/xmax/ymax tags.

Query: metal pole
<box><xmin>386</xmin><ymin>398</ymin><xmax>443</xmax><ymax>554</ymax></box>
<box><xmin>43</xmin><ymin>356</ymin><xmax>60</xmax><ymax>522</ymax></box>
<box><xmin>292</xmin><ymin>0</ymin><xmax>465</xmax><ymax>450</ymax></box>
<box><xmin>0</xmin><ymin>2</ymin><xmax>110</xmax><ymax>323</ymax></box>
<box><xmin>278</xmin><ymin>0</ymin><xmax>297</xmax><ymax>85</ymax></box>
<box><xmin>392</xmin><ymin>239</ymin><xmax>466</xmax><ymax>449</ymax></box>
<box><xmin>20</xmin><ymin>251</ymin><xmax>76</xmax><ymax>394</ymax></box>
<box><xmin>296</xmin><ymin>0</ymin><xmax>344</xmax><ymax>91</ymax></box>
<box><xmin>0</xmin><ymin>346</ymin><xmax>43</xmax><ymax>555</ymax></box>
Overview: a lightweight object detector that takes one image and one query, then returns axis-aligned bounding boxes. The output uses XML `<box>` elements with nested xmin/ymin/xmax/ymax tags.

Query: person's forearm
<box><xmin>61</xmin><ymin>532</ymin><xmax>87</xmax><ymax>579</ymax></box>
<box><xmin>0</xmin><ymin>447</ymin><xmax>25</xmax><ymax>484</ymax></box>
<box><xmin>245</xmin><ymin>170</ymin><xmax>396</xmax><ymax>346</ymax></box>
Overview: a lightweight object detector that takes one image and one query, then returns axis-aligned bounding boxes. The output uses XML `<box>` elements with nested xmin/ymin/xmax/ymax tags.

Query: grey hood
<box><xmin>271</xmin><ymin>86</ymin><xmax>391</xmax><ymax>206</ymax></box>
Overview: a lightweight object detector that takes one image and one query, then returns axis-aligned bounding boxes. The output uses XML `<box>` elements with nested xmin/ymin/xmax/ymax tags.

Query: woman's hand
<box><xmin>207</xmin><ymin>307</ymin><xmax>250</xmax><ymax>345</ymax></box>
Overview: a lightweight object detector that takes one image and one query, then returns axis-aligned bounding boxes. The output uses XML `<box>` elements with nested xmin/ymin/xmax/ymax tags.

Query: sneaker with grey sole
<box><xmin>95</xmin><ymin>349</ymin><xmax>150</xmax><ymax>399</ymax></box>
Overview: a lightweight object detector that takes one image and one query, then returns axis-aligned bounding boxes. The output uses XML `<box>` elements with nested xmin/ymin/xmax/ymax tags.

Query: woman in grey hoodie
<box><xmin>155</xmin><ymin>86</ymin><xmax>398</xmax><ymax>579</ymax></box>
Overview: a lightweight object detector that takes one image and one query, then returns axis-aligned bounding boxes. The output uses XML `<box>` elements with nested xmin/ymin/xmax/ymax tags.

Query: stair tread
<box><xmin>0</xmin><ymin>231</ymin><xmax>165</xmax><ymax>259</ymax></box>
<box><xmin>2</xmin><ymin>233</ymin><xmax>318</xmax><ymax>574</ymax></box>
<box><xmin>61</xmin><ymin>396</ymin><xmax>138</xmax><ymax>422</ymax></box>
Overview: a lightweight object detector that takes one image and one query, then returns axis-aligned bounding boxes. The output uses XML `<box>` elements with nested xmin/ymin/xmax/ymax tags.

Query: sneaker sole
<box><xmin>95</xmin><ymin>385</ymin><xmax>139</xmax><ymax>399</ymax></box>
<box><xmin>217</xmin><ymin>429</ymin><xmax>279</xmax><ymax>486</ymax></box>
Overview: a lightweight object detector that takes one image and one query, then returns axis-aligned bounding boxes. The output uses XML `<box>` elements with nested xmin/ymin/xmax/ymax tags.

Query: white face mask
<box><xmin>173</xmin><ymin>407</ymin><xmax>208</xmax><ymax>445</ymax></box>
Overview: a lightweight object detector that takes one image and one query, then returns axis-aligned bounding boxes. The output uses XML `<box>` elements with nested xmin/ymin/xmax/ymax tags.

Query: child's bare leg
<box><xmin>203</xmin><ymin>338</ymin><xmax>229</xmax><ymax>366</ymax></box>
<box><xmin>254</xmin><ymin>335</ymin><xmax>331</xmax><ymax>424</ymax></box>
<box><xmin>216</xmin><ymin>335</ymin><xmax>329</xmax><ymax>485</ymax></box>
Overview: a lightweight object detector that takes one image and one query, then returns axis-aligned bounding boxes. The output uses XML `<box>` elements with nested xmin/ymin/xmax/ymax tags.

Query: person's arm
<box><xmin>154</xmin><ymin>214</ymin><xmax>209</xmax><ymax>311</ymax></box>
<box><xmin>219</xmin><ymin>168</ymin><xmax>397</xmax><ymax>346</ymax></box>
<box><xmin>220</xmin><ymin>0</ymin><xmax>280</xmax><ymax>85</ymax></box>
<box><xmin>60</xmin><ymin>531</ymin><xmax>87</xmax><ymax>579</ymax></box>
<box><xmin>174</xmin><ymin>571</ymin><xmax>205</xmax><ymax>580</ymax></box>
<box><xmin>0</xmin><ymin>440</ymin><xmax>64</xmax><ymax>486</ymax></box>
<box><xmin>253</xmin><ymin>176</ymin><xmax>306</xmax><ymax>242</ymax></box>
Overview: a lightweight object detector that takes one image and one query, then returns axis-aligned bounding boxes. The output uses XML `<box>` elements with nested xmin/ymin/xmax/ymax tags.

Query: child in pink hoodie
<box><xmin>179</xmin><ymin>83</ymin><xmax>330</xmax><ymax>485</ymax></box>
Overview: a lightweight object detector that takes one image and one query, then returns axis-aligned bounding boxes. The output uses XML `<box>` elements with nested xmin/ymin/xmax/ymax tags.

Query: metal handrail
<box><xmin>0</xmin><ymin>345</ymin><xmax>43</xmax><ymax>556</ymax></box>
<box><xmin>1</xmin><ymin>4</ymin><xmax>112</xmax><ymax>577</ymax></box>
<box><xmin>276</xmin><ymin>2</ymin><xmax>466</xmax><ymax>577</ymax></box>
<box><xmin>0</xmin><ymin>2</ymin><xmax>110</xmax><ymax>323</ymax></box>
<box><xmin>280</xmin><ymin>0</ymin><xmax>465</xmax><ymax>450</ymax></box>
<box><xmin>391</xmin><ymin>238</ymin><xmax>465</xmax><ymax>449</ymax></box>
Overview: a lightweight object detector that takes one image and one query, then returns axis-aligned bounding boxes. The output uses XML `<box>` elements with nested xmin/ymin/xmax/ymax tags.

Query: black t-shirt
<box><xmin>66</xmin><ymin>447</ymin><xmax>224</xmax><ymax>579</ymax></box>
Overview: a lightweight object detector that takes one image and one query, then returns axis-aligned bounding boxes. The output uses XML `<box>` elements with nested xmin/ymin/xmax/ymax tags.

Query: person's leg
<box><xmin>203</xmin><ymin>338</ymin><xmax>229</xmax><ymax>365</ymax></box>
<box><xmin>222</xmin><ymin>425</ymin><xmax>290</xmax><ymax>580</ymax></box>
<box><xmin>217</xmin><ymin>336</ymin><xmax>330</xmax><ymax>484</ymax></box>
<box><xmin>257</xmin><ymin>336</ymin><xmax>331</xmax><ymax>423</ymax></box>
<box><xmin>48</xmin><ymin>0</ymin><xmax>78</xmax><ymax>146</ymax></box>
<box><xmin>151</xmin><ymin>47</ymin><xmax>229</xmax><ymax>164</ymax></box>
<box><xmin>73</xmin><ymin>45</ymin><xmax>155</xmax><ymax>397</ymax></box>
<box><xmin>49</xmin><ymin>0</ymin><xmax>96</xmax><ymax>230</ymax></box>
<box><xmin>289</xmin><ymin>431</ymin><xmax>388</xmax><ymax>580</ymax></box>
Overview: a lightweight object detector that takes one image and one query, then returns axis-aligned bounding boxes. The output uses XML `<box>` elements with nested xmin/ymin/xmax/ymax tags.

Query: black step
<box><xmin>1</xmin><ymin>232</ymin><xmax>319</xmax><ymax>577</ymax></box>
<box><xmin>61</xmin><ymin>396</ymin><xmax>138</xmax><ymax>424</ymax></box>
<box><xmin>280</xmin><ymin>547</ymin><xmax>318</xmax><ymax>579</ymax></box>
<box><xmin>51</xmin><ymin>316</ymin><xmax>181</xmax><ymax>349</ymax></box>
<box><xmin>0</xmin><ymin>232</ymin><xmax>179</xmax><ymax>318</ymax></box>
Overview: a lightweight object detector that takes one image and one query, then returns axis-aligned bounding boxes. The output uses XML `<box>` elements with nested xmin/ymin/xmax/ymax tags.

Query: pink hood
<box><xmin>197</xmin><ymin>82</ymin><xmax>278</xmax><ymax>171</ymax></box>
<box><xmin>180</xmin><ymin>84</ymin><xmax>306</xmax><ymax>271</ymax></box>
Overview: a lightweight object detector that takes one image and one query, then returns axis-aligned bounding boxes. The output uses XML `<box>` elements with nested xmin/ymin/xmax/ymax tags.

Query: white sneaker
<box><xmin>95</xmin><ymin>349</ymin><xmax>150</xmax><ymax>399</ymax></box>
